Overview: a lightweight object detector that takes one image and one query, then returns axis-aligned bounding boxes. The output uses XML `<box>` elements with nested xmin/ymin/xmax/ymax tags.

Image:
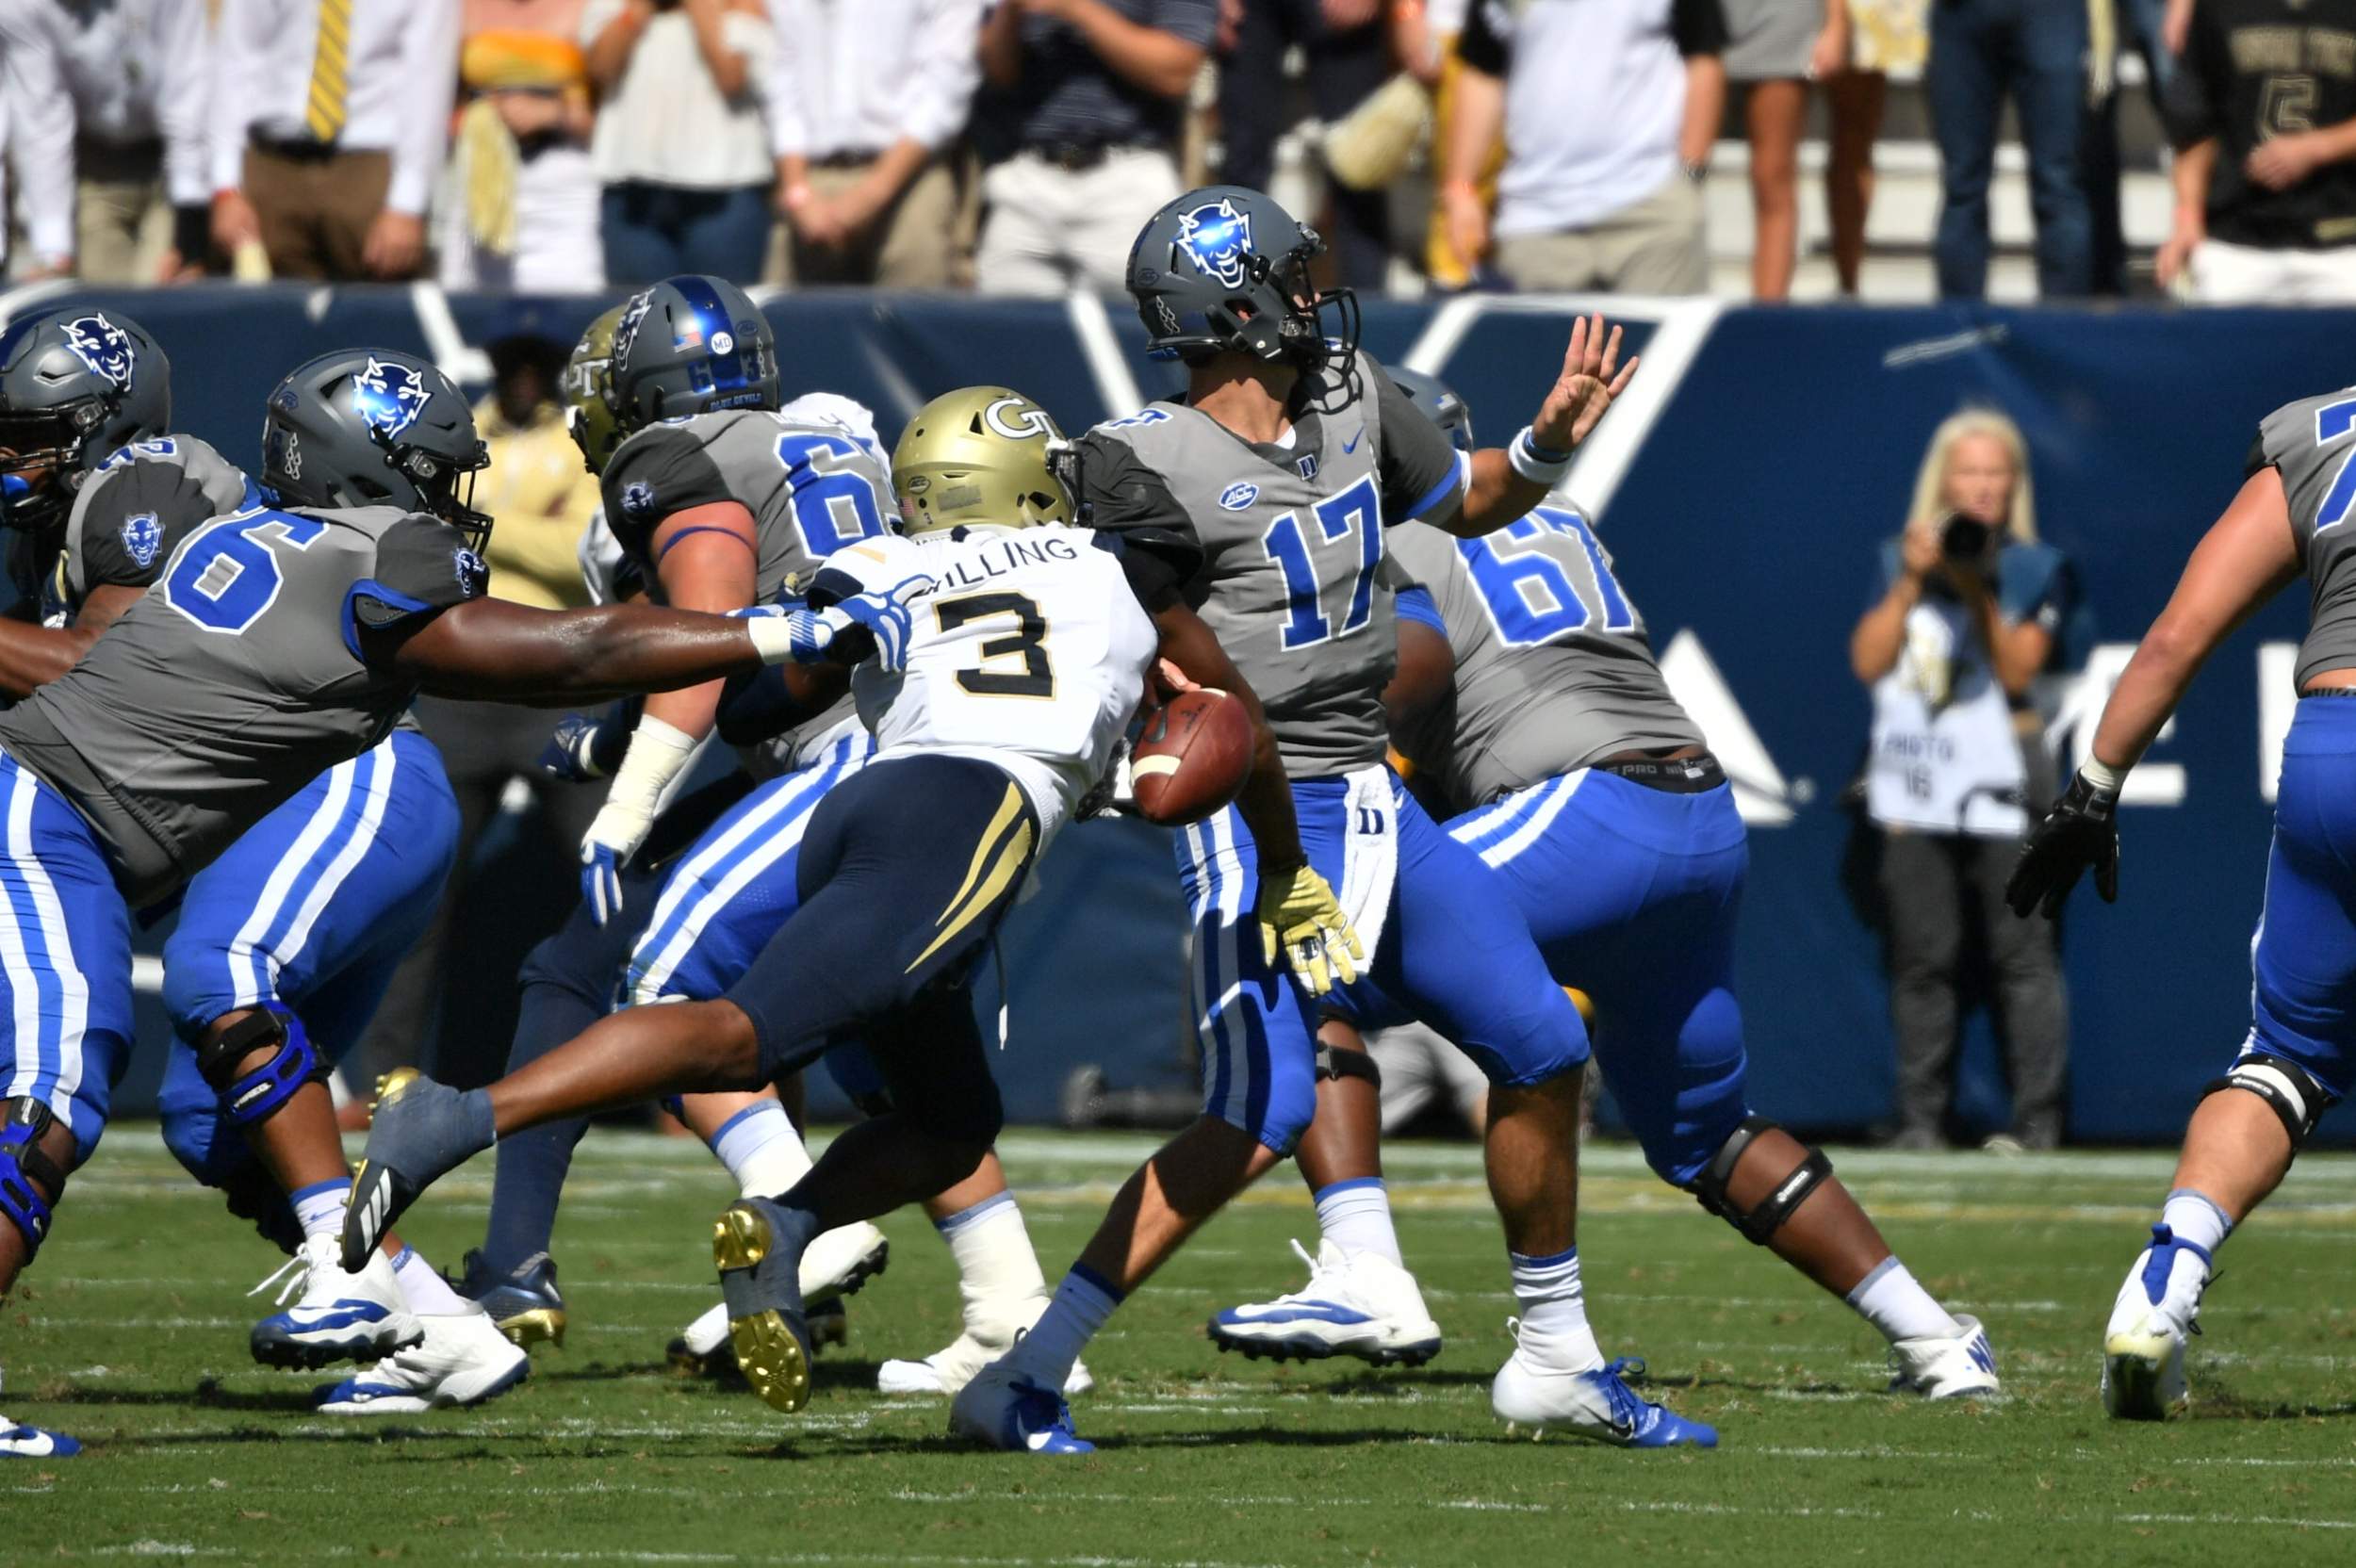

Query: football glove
<box><xmin>1255</xmin><ymin>862</ymin><xmax>1364</xmax><ymax>998</ymax></box>
<box><xmin>539</xmin><ymin>710</ymin><xmax>628</xmax><ymax>782</ymax></box>
<box><xmin>2005</xmin><ymin>771</ymin><xmax>2120</xmax><ymax>920</ymax></box>
<box><xmin>734</xmin><ymin>573</ymin><xmax>930</xmax><ymax>674</ymax></box>
<box><xmin>577</xmin><ymin>715</ymin><xmax>701</xmax><ymax>925</ymax></box>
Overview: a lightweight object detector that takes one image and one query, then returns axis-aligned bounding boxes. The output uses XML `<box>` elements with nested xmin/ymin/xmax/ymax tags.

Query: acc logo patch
<box><xmin>982</xmin><ymin>396</ymin><xmax>1055</xmax><ymax>441</ymax></box>
<box><xmin>620</xmin><ymin>480</ymin><xmax>657</xmax><ymax>517</ymax></box>
<box><xmin>452</xmin><ymin>547</ymin><xmax>488</xmax><ymax>596</ymax></box>
<box><xmin>63</xmin><ymin>314</ymin><xmax>137</xmax><ymax>387</ymax></box>
<box><xmin>1175</xmin><ymin>198</ymin><xmax>1253</xmax><ymax>288</ymax></box>
<box><xmin>1218</xmin><ymin>482</ymin><xmax>1259</xmax><ymax>511</ymax></box>
<box><xmin>119</xmin><ymin>512</ymin><xmax>164</xmax><ymax>567</ymax></box>
<box><xmin>352</xmin><ymin>357</ymin><xmax>431</xmax><ymax>440</ymax></box>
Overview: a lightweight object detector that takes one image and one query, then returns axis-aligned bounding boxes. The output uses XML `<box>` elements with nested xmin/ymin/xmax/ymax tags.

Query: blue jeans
<box><xmin>1927</xmin><ymin>0</ymin><xmax>2092</xmax><ymax>299</ymax></box>
<box><xmin>598</xmin><ymin>181</ymin><xmax>772</xmax><ymax>285</ymax></box>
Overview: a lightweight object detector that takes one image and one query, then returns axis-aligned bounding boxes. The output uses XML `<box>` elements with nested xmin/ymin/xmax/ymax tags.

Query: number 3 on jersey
<box><xmin>163</xmin><ymin>512</ymin><xmax>326</xmax><ymax>633</ymax></box>
<box><xmin>777</xmin><ymin>432</ymin><xmax>888</xmax><ymax>557</ymax></box>
<box><xmin>937</xmin><ymin>591</ymin><xmax>1053</xmax><ymax>697</ymax></box>
<box><xmin>1262</xmin><ymin>474</ymin><xmax>1382</xmax><ymax>650</ymax></box>
<box><xmin>1460</xmin><ymin>507</ymin><xmax>1635</xmax><ymax>647</ymax></box>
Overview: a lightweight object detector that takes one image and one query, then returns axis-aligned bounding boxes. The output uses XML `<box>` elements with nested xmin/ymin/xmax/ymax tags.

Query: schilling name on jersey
<box><xmin>931</xmin><ymin>532</ymin><xmax>1082</xmax><ymax>592</ymax></box>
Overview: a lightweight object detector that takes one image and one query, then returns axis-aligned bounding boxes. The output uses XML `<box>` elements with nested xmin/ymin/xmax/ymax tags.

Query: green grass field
<box><xmin>6</xmin><ymin>1128</ymin><xmax>2356</xmax><ymax>1565</ymax></box>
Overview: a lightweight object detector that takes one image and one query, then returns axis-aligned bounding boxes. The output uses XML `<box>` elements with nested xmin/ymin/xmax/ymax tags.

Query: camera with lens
<box><xmin>1940</xmin><ymin>513</ymin><xmax>1993</xmax><ymax>562</ymax></box>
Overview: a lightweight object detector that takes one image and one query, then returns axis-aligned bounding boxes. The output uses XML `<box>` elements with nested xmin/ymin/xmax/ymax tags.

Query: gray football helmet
<box><xmin>1125</xmin><ymin>185</ymin><xmax>1358</xmax><ymax>373</ymax></box>
<box><xmin>608</xmin><ymin>274</ymin><xmax>779</xmax><ymax>433</ymax></box>
<box><xmin>260</xmin><ymin>349</ymin><xmax>492</xmax><ymax>551</ymax></box>
<box><xmin>0</xmin><ymin>306</ymin><xmax>172</xmax><ymax>532</ymax></box>
<box><xmin>1384</xmin><ymin>364</ymin><xmax>1474</xmax><ymax>452</ymax></box>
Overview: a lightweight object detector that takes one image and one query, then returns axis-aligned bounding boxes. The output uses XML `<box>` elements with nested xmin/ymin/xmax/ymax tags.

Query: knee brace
<box><xmin>197</xmin><ymin>1007</ymin><xmax>326</xmax><ymax>1129</ymax></box>
<box><xmin>1314</xmin><ymin>1042</ymin><xmax>1383</xmax><ymax>1090</ymax></box>
<box><xmin>1690</xmin><ymin>1115</ymin><xmax>1832</xmax><ymax>1246</ymax></box>
<box><xmin>0</xmin><ymin>1098</ymin><xmax>68</xmax><ymax>1260</ymax></box>
<box><xmin>2202</xmin><ymin>1052</ymin><xmax>2332</xmax><ymax>1152</ymax></box>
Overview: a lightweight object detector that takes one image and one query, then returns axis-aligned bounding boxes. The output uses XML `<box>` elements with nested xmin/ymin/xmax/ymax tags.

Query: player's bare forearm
<box><xmin>1152</xmin><ymin>601</ymin><xmax>1305</xmax><ymax>866</ymax></box>
<box><xmin>1383</xmin><ymin>619</ymin><xmax>1456</xmax><ymax>743</ymax></box>
<box><xmin>0</xmin><ymin>618</ymin><xmax>97</xmax><ymax>701</ymax></box>
<box><xmin>1455</xmin><ymin>449</ymin><xmax>1552</xmax><ymax>536</ymax></box>
<box><xmin>2090</xmin><ymin>468</ymin><xmax>2302</xmax><ymax>770</ymax></box>
<box><xmin>384</xmin><ymin>598</ymin><xmax>768</xmax><ymax>705</ymax></box>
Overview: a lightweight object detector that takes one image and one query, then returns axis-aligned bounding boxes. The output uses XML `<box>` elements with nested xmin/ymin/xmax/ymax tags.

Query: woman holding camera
<box><xmin>1851</xmin><ymin>410</ymin><xmax>2076</xmax><ymax>1151</ymax></box>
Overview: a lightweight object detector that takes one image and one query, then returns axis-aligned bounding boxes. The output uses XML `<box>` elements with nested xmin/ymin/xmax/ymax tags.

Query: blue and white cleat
<box><xmin>455</xmin><ymin>1249</ymin><xmax>568</xmax><ymax>1350</ymax></box>
<box><xmin>1209</xmin><ymin>1238</ymin><xmax>1443</xmax><ymax>1367</ymax></box>
<box><xmin>948</xmin><ymin>1361</ymin><xmax>1095</xmax><ymax>1454</ymax></box>
<box><xmin>1</xmin><ymin>1415</ymin><xmax>80</xmax><ymax>1459</ymax></box>
<box><xmin>1492</xmin><ymin>1323</ymin><xmax>1717</xmax><ymax>1449</ymax></box>
<box><xmin>250</xmin><ymin>1233</ymin><xmax>423</xmax><ymax>1369</ymax></box>
<box><xmin>712</xmin><ymin>1197</ymin><xmax>815</xmax><ymax>1414</ymax></box>
<box><xmin>1889</xmin><ymin>1313</ymin><xmax>2000</xmax><ymax>1399</ymax></box>
<box><xmin>342</xmin><ymin>1069</ymin><xmax>497</xmax><ymax>1271</ymax></box>
<box><xmin>314</xmin><ymin>1308</ymin><xmax>529</xmax><ymax>1414</ymax></box>
<box><xmin>2102</xmin><ymin>1223</ymin><xmax>2209</xmax><ymax>1421</ymax></box>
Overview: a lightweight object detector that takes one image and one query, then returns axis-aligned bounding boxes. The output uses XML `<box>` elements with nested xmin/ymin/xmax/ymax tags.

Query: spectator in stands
<box><xmin>0</xmin><ymin>0</ymin><xmax>211</xmax><ymax>284</ymax></box>
<box><xmin>1832</xmin><ymin>0</ymin><xmax>1920</xmax><ymax>295</ymax></box>
<box><xmin>2085</xmin><ymin>0</ymin><xmax>2175</xmax><ymax>294</ymax></box>
<box><xmin>442</xmin><ymin>0</ymin><xmax>605</xmax><ymax>292</ymax></box>
<box><xmin>352</xmin><ymin>310</ymin><xmax>608</xmax><ymax>1092</ymax></box>
<box><xmin>209</xmin><ymin>0</ymin><xmax>460</xmax><ymax>282</ymax></box>
<box><xmin>1850</xmin><ymin>410</ymin><xmax>2074</xmax><ymax>1152</ymax></box>
<box><xmin>1217</xmin><ymin>0</ymin><xmax>1395</xmax><ymax>290</ymax></box>
<box><xmin>766</xmin><ymin>0</ymin><xmax>984</xmax><ymax>288</ymax></box>
<box><xmin>2157</xmin><ymin>0</ymin><xmax>2356</xmax><ymax>302</ymax></box>
<box><xmin>1440</xmin><ymin>0</ymin><xmax>1727</xmax><ymax>296</ymax></box>
<box><xmin>971</xmin><ymin>0</ymin><xmax>1219</xmax><ymax>296</ymax></box>
<box><xmin>1724</xmin><ymin>0</ymin><xmax>1852</xmax><ymax>300</ymax></box>
<box><xmin>1924</xmin><ymin>0</ymin><xmax>2092</xmax><ymax>299</ymax></box>
<box><xmin>1406</xmin><ymin>0</ymin><xmax>1497</xmax><ymax>290</ymax></box>
<box><xmin>582</xmin><ymin>0</ymin><xmax>774</xmax><ymax>286</ymax></box>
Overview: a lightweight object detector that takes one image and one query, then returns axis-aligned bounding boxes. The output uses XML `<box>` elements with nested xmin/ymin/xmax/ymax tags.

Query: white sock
<box><xmin>1314</xmin><ymin>1178</ymin><xmax>1401</xmax><ymax>1266</ymax></box>
<box><xmin>2160</xmin><ymin>1188</ymin><xmax>2232</xmax><ymax>1256</ymax></box>
<box><xmin>1508</xmin><ymin>1247</ymin><xmax>1603</xmax><ymax>1371</ymax></box>
<box><xmin>709</xmin><ymin>1100</ymin><xmax>812</xmax><ymax>1200</ymax></box>
<box><xmin>1006</xmin><ymin>1266</ymin><xmax>1121</xmax><ymax>1389</ymax></box>
<box><xmin>1845</xmin><ymin>1256</ymin><xmax>1961</xmax><ymax>1343</ymax></box>
<box><xmin>937</xmin><ymin>1191</ymin><xmax>1050</xmax><ymax>1326</ymax></box>
<box><xmin>291</xmin><ymin>1178</ymin><xmax>351</xmax><ymax>1243</ymax></box>
<box><xmin>391</xmin><ymin>1247</ymin><xmax>468</xmax><ymax>1315</ymax></box>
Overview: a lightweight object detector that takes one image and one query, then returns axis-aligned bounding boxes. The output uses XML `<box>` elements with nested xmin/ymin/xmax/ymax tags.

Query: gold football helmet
<box><xmin>561</xmin><ymin>303</ymin><xmax>629</xmax><ymax>475</ymax></box>
<box><xmin>892</xmin><ymin>386</ymin><xmax>1075</xmax><ymax>536</ymax></box>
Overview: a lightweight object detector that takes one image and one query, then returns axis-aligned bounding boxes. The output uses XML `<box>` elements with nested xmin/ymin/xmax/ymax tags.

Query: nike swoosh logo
<box><xmin>1344</xmin><ymin>427</ymin><xmax>1366</xmax><ymax>454</ymax></box>
<box><xmin>1219</xmin><ymin>1302</ymin><xmax>1373</xmax><ymax>1326</ymax></box>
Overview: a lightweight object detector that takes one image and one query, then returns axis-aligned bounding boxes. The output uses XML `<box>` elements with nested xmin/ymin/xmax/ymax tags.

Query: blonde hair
<box><xmin>1906</xmin><ymin>408</ymin><xmax>2038</xmax><ymax>545</ymax></box>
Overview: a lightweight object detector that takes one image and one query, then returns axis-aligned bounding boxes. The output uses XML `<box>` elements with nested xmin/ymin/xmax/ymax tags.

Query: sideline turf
<box><xmin>6</xmin><ymin>1130</ymin><xmax>2354</xmax><ymax>1565</ymax></box>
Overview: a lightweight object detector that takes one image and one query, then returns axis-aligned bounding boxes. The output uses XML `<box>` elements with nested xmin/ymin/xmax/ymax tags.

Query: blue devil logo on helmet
<box><xmin>1176</xmin><ymin>199</ymin><xmax>1254</xmax><ymax>289</ymax></box>
<box><xmin>62</xmin><ymin>315</ymin><xmax>137</xmax><ymax>388</ymax></box>
<box><xmin>351</xmin><ymin>357</ymin><xmax>431</xmax><ymax>440</ymax></box>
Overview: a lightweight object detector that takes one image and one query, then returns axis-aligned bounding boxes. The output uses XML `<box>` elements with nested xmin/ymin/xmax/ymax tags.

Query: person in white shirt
<box><xmin>0</xmin><ymin>0</ymin><xmax>211</xmax><ymax>284</ymax></box>
<box><xmin>208</xmin><ymin>0</ymin><xmax>461</xmax><ymax>280</ymax></box>
<box><xmin>1442</xmin><ymin>0</ymin><xmax>1728</xmax><ymax>295</ymax></box>
<box><xmin>581</xmin><ymin>0</ymin><xmax>774</xmax><ymax>285</ymax></box>
<box><xmin>765</xmin><ymin>0</ymin><xmax>983</xmax><ymax>287</ymax></box>
<box><xmin>1849</xmin><ymin>409</ymin><xmax>2076</xmax><ymax>1152</ymax></box>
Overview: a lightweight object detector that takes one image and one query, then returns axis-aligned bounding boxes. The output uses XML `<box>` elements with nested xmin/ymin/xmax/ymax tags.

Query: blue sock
<box><xmin>478</xmin><ymin>978</ymin><xmax>599</xmax><ymax>1274</ymax></box>
<box><xmin>1314</xmin><ymin>1177</ymin><xmax>1400</xmax><ymax>1265</ymax></box>
<box><xmin>291</xmin><ymin>1178</ymin><xmax>351</xmax><ymax>1243</ymax></box>
<box><xmin>1008</xmin><ymin>1265</ymin><xmax>1121</xmax><ymax>1389</ymax></box>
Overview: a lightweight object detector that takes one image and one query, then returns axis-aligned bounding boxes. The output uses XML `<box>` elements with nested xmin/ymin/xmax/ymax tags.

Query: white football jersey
<box><xmin>822</xmin><ymin>525</ymin><xmax>1158</xmax><ymax>841</ymax></box>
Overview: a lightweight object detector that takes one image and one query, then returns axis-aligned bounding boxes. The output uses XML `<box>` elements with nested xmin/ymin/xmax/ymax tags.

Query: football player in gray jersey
<box><xmin>959</xmin><ymin>186</ymin><xmax>1715</xmax><ymax>1453</ymax></box>
<box><xmin>1227</xmin><ymin>372</ymin><xmax>1998</xmax><ymax>1413</ymax></box>
<box><xmin>0</xmin><ymin>338</ymin><xmax>899</xmax><ymax>1447</ymax></box>
<box><xmin>2011</xmin><ymin>386</ymin><xmax>2356</xmax><ymax>1420</ymax></box>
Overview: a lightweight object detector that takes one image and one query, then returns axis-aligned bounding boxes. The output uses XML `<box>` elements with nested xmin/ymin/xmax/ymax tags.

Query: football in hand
<box><xmin>1131</xmin><ymin>688</ymin><xmax>1252</xmax><ymax>826</ymax></box>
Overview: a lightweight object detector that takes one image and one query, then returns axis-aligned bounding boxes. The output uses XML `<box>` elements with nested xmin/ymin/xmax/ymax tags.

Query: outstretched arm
<box><xmin>0</xmin><ymin>615</ymin><xmax>95</xmax><ymax>701</ymax></box>
<box><xmin>376</xmin><ymin>596</ymin><xmax>775</xmax><ymax>705</ymax></box>
<box><xmin>1454</xmin><ymin>314</ymin><xmax>1639</xmax><ymax>536</ymax></box>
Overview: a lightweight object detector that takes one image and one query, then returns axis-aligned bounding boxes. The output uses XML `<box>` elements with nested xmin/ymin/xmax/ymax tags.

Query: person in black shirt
<box><xmin>2159</xmin><ymin>0</ymin><xmax>2356</xmax><ymax>302</ymax></box>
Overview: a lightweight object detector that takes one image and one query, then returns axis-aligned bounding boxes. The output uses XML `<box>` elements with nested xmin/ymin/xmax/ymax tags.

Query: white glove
<box><xmin>579</xmin><ymin>715</ymin><xmax>700</xmax><ymax>925</ymax></box>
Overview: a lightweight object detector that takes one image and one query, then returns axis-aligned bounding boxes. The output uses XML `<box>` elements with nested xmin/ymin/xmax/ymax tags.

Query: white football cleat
<box><xmin>1490</xmin><ymin>1321</ymin><xmax>1716</xmax><ymax>1448</ymax></box>
<box><xmin>877</xmin><ymin>1313</ymin><xmax>1092</xmax><ymax>1398</ymax></box>
<box><xmin>2102</xmin><ymin>1224</ymin><xmax>2209</xmax><ymax>1421</ymax></box>
<box><xmin>314</xmin><ymin>1308</ymin><xmax>529</xmax><ymax>1414</ymax></box>
<box><xmin>1208</xmin><ymin>1238</ymin><xmax>1442</xmax><ymax>1366</ymax></box>
<box><xmin>1887</xmin><ymin>1313</ymin><xmax>2001</xmax><ymax>1399</ymax></box>
<box><xmin>250</xmin><ymin>1233</ymin><xmax>423</xmax><ymax>1369</ymax></box>
<box><xmin>801</xmin><ymin>1220</ymin><xmax>889</xmax><ymax>1300</ymax></box>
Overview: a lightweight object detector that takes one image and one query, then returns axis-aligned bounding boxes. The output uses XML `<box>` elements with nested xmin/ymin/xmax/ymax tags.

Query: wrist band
<box><xmin>745</xmin><ymin>613</ymin><xmax>799</xmax><ymax>665</ymax></box>
<box><xmin>1509</xmin><ymin>426</ymin><xmax>1572</xmax><ymax>486</ymax></box>
<box><xmin>2080</xmin><ymin>758</ymin><xmax>2128</xmax><ymax>796</ymax></box>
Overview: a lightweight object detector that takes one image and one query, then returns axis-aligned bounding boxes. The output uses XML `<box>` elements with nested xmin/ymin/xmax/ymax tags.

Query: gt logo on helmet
<box><xmin>1176</xmin><ymin>199</ymin><xmax>1254</xmax><ymax>289</ymax></box>
<box><xmin>352</xmin><ymin>357</ymin><xmax>431</xmax><ymax>440</ymax></box>
<box><xmin>63</xmin><ymin>315</ymin><xmax>137</xmax><ymax>388</ymax></box>
<box><xmin>982</xmin><ymin>396</ymin><xmax>1055</xmax><ymax>441</ymax></box>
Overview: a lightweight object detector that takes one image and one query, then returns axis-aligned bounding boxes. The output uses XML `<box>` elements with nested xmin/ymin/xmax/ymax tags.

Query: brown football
<box><xmin>1131</xmin><ymin>687</ymin><xmax>1253</xmax><ymax>826</ymax></box>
